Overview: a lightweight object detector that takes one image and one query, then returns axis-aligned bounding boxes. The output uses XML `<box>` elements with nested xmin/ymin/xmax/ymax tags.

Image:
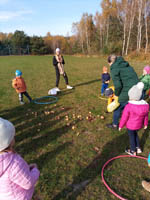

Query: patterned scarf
<box><xmin>55</xmin><ymin>55</ymin><xmax>64</xmax><ymax>75</ymax></box>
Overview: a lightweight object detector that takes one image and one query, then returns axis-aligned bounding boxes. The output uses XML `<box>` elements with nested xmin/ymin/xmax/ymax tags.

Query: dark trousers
<box><xmin>128</xmin><ymin>129</ymin><xmax>140</xmax><ymax>152</ymax></box>
<box><xmin>55</xmin><ymin>66</ymin><xmax>69</xmax><ymax>87</ymax></box>
<box><xmin>113</xmin><ymin>102</ymin><xmax>128</xmax><ymax>126</ymax></box>
<box><xmin>19</xmin><ymin>91</ymin><xmax>32</xmax><ymax>102</ymax></box>
<box><xmin>101</xmin><ymin>83</ymin><xmax>108</xmax><ymax>94</ymax></box>
<box><xmin>141</xmin><ymin>90</ymin><xmax>146</xmax><ymax>100</ymax></box>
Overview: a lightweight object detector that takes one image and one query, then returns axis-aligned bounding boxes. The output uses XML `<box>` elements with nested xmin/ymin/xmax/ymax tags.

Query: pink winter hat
<box><xmin>144</xmin><ymin>65</ymin><xmax>150</xmax><ymax>74</ymax></box>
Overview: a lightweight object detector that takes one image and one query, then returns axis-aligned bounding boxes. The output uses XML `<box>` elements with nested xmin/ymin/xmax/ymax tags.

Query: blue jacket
<box><xmin>101</xmin><ymin>73</ymin><xmax>110</xmax><ymax>83</ymax></box>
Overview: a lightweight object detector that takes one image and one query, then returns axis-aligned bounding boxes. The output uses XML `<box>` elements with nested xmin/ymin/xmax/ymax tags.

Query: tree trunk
<box><xmin>106</xmin><ymin>18</ymin><xmax>109</xmax><ymax>45</ymax></box>
<box><xmin>137</xmin><ymin>0</ymin><xmax>143</xmax><ymax>52</ymax></box>
<box><xmin>85</xmin><ymin>27</ymin><xmax>89</xmax><ymax>53</ymax></box>
<box><xmin>125</xmin><ymin>0</ymin><xmax>136</xmax><ymax>55</ymax></box>
<box><xmin>145</xmin><ymin>0</ymin><xmax>148</xmax><ymax>54</ymax></box>
<box><xmin>122</xmin><ymin>16</ymin><xmax>127</xmax><ymax>55</ymax></box>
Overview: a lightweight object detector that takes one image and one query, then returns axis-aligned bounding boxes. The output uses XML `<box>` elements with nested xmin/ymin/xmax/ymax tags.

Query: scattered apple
<box><xmin>94</xmin><ymin>147</ymin><xmax>100</xmax><ymax>152</ymax></box>
<box><xmin>66</xmin><ymin>123</ymin><xmax>70</xmax><ymax>126</ymax></box>
<box><xmin>72</xmin><ymin>114</ymin><xmax>76</xmax><ymax>119</ymax></box>
<box><xmin>100</xmin><ymin>115</ymin><xmax>105</xmax><ymax>119</ymax></box>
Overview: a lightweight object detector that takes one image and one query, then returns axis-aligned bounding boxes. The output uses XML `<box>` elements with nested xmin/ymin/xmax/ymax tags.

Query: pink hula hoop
<box><xmin>101</xmin><ymin>155</ymin><xmax>147</xmax><ymax>200</ymax></box>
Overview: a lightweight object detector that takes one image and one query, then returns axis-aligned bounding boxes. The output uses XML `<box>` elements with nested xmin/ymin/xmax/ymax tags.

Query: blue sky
<box><xmin>0</xmin><ymin>0</ymin><xmax>101</xmax><ymax>36</ymax></box>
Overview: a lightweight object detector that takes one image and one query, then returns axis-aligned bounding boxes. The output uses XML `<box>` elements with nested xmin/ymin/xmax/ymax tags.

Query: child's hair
<box><xmin>108</xmin><ymin>55</ymin><xmax>117</xmax><ymax>64</ymax></box>
<box><xmin>105</xmin><ymin>88</ymin><xmax>114</xmax><ymax>97</ymax></box>
<box><xmin>103</xmin><ymin>66</ymin><xmax>108</xmax><ymax>73</ymax></box>
<box><xmin>144</xmin><ymin>65</ymin><xmax>150</xmax><ymax>75</ymax></box>
<box><xmin>1</xmin><ymin>144</ymin><xmax>15</xmax><ymax>153</ymax></box>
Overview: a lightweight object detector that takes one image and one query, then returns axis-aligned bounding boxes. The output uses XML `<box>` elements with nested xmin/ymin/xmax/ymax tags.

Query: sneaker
<box><xmin>20</xmin><ymin>101</ymin><xmax>25</xmax><ymax>105</ymax></box>
<box><xmin>106</xmin><ymin>123</ymin><xmax>118</xmax><ymax>129</ymax></box>
<box><xmin>101</xmin><ymin>93</ymin><xmax>104</xmax><ymax>96</ymax></box>
<box><xmin>55</xmin><ymin>87</ymin><xmax>61</xmax><ymax>92</ymax></box>
<box><xmin>142</xmin><ymin>180</ymin><xmax>150</xmax><ymax>192</ymax></box>
<box><xmin>125</xmin><ymin>149</ymin><xmax>136</xmax><ymax>156</ymax></box>
<box><xmin>136</xmin><ymin>148</ymin><xmax>142</xmax><ymax>154</ymax></box>
<box><xmin>67</xmin><ymin>85</ymin><xmax>73</xmax><ymax>90</ymax></box>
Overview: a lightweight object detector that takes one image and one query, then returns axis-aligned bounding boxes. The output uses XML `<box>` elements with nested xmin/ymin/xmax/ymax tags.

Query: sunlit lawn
<box><xmin>0</xmin><ymin>55</ymin><xmax>150</xmax><ymax>200</ymax></box>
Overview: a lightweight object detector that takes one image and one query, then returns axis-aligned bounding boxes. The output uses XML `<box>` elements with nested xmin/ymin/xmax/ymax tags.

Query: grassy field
<box><xmin>0</xmin><ymin>55</ymin><xmax>150</xmax><ymax>200</ymax></box>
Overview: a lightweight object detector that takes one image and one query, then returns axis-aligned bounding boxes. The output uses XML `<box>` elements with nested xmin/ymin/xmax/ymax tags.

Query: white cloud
<box><xmin>0</xmin><ymin>10</ymin><xmax>33</xmax><ymax>21</ymax></box>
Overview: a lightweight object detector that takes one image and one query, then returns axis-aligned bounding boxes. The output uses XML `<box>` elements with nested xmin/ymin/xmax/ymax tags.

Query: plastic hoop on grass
<box><xmin>98</xmin><ymin>96</ymin><xmax>108</xmax><ymax>101</ymax></box>
<box><xmin>33</xmin><ymin>96</ymin><xmax>58</xmax><ymax>105</ymax></box>
<box><xmin>101</xmin><ymin>155</ymin><xmax>147</xmax><ymax>200</ymax></box>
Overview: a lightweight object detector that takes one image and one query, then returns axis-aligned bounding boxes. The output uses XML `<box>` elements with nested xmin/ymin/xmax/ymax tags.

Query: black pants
<box><xmin>19</xmin><ymin>91</ymin><xmax>32</xmax><ymax>102</ymax></box>
<box><xmin>55</xmin><ymin>66</ymin><xmax>69</xmax><ymax>87</ymax></box>
<box><xmin>113</xmin><ymin>102</ymin><xmax>128</xmax><ymax>126</ymax></box>
<box><xmin>128</xmin><ymin>129</ymin><xmax>140</xmax><ymax>152</ymax></box>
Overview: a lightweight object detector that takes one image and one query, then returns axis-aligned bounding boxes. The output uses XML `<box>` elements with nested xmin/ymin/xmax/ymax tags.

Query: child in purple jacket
<box><xmin>0</xmin><ymin>118</ymin><xmax>40</xmax><ymax>200</ymax></box>
<box><xmin>119</xmin><ymin>82</ymin><xmax>149</xmax><ymax>156</ymax></box>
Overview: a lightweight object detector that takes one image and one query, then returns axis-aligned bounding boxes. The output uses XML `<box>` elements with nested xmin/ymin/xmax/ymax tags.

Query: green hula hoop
<box><xmin>33</xmin><ymin>96</ymin><xmax>58</xmax><ymax>105</ymax></box>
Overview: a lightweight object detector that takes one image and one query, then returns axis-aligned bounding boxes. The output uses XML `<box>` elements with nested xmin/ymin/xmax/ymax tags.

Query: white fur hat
<box><xmin>0</xmin><ymin>118</ymin><xmax>15</xmax><ymax>151</ymax></box>
<box><xmin>128</xmin><ymin>82</ymin><xmax>144</xmax><ymax>101</ymax></box>
<box><xmin>56</xmin><ymin>48</ymin><xmax>60</xmax><ymax>52</ymax></box>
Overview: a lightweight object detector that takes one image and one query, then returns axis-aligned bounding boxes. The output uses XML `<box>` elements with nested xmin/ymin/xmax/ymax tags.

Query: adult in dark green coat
<box><xmin>106</xmin><ymin>55</ymin><xmax>139</xmax><ymax>129</ymax></box>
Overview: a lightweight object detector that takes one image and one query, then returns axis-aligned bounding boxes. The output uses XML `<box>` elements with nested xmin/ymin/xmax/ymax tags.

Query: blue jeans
<box><xmin>128</xmin><ymin>129</ymin><xmax>140</xmax><ymax>152</ymax></box>
<box><xmin>101</xmin><ymin>83</ymin><xmax>108</xmax><ymax>94</ymax></box>
<box><xmin>113</xmin><ymin>102</ymin><xmax>128</xmax><ymax>126</ymax></box>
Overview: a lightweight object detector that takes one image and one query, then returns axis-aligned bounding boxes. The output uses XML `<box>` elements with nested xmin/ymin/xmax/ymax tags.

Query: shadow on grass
<box><xmin>0</xmin><ymin>102</ymin><xmax>77</xmax><ymax>200</ymax></box>
<box><xmin>52</xmin><ymin>132</ymin><xmax>129</xmax><ymax>200</ymax></box>
<box><xmin>0</xmin><ymin>102</ymin><xmax>73</xmax><ymax>157</ymax></box>
<box><xmin>73</xmin><ymin>79</ymin><xmax>100</xmax><ymax>88</ymax></box>
<box><xmin>140</xmin><ymin>122</ymin><xmax>150</xmax><ymax>152</ymax></box>
<box><xmin>30</xmin><ymin>141</ymin><xmax>72</xmax><ymax>170</ymax></box>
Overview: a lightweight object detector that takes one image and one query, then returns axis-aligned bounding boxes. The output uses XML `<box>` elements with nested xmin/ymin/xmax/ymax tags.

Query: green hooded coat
<box><xmin>110</xmin><ymin>57</ymin><xmax>139</xmax><ymax>103</ymax></box>
<box><xmin>139</xmin><ymin>74</ymin><xmax>150</xmax><ymax>91</ymax></box>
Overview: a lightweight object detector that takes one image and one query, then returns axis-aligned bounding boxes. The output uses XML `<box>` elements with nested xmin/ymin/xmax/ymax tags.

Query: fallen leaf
<box><xmin>76</xmin><ymin>132</ymin><xmax>80</xmax><ymax>136</ymax></box>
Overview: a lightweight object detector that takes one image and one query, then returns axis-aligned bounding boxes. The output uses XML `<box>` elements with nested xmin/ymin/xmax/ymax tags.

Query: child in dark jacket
<box><xmin>101</xmin><ymin>66</ymin><xmax>110</xmax><ymax>96</ymax></box>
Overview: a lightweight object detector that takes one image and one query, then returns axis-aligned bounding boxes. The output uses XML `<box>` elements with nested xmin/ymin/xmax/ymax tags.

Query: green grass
<box><xmin>0</xmin><ymin>55</ymin><xmax>150</xmax><ymax>200</ymax></box>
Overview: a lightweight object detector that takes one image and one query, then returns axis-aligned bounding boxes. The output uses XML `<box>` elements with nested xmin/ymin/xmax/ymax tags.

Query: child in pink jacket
<box><xmin>119</xmin><ymin>82</ymin><xmax>149</xmax><ymax>156</ymax></box>
<box><xmin>0</xmin><ymin>117</ymin><xmax>40</xmax><ymax>200</ymax></box>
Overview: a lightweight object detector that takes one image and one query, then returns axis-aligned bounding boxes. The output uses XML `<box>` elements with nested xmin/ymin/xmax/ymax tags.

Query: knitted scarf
<box><xmin>55</xmin><ymin>55</ymin><xmax>64</xmax><ymax>75</ymax></box>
